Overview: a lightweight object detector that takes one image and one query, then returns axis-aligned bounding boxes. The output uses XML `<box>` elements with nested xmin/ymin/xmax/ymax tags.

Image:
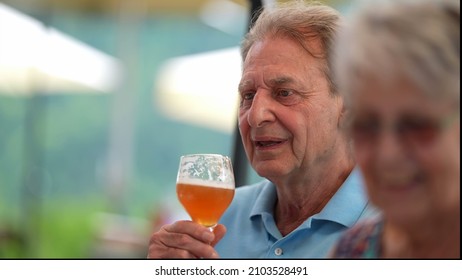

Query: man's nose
<box><xmin>246</xmin><ymin>90</ymin><xmax>276</xmax><ymax>127</ymax></box>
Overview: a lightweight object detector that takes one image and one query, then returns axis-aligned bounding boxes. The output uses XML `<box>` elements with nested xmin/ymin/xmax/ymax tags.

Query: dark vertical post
<box><xmin>248</xmin><ymin>0</ymin><xmax>264</xmax><ymax>30</ymax></box>
<box><xmin>231</xmin><ymin>0</ymin><xmax>263</xmax><ymax>187</ymax></box>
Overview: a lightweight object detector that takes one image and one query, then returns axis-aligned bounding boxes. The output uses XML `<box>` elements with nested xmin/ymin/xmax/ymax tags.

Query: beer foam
<box><xmin>177</xmin><ymin>178</ymin><xmax>235</xmax><ymax>189</ymax></box>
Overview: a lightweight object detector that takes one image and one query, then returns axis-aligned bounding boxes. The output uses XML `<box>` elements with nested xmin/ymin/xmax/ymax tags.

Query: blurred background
<box><xmin>0</xmin><ymin>0</ymin><xmax>352</xmax><ymax>258</ymax></box>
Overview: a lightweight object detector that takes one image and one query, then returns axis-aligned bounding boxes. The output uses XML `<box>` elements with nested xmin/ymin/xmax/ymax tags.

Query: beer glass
<box><xmin>176</xmin><ymin>154</ymin><xmax>235</xmax><ymax>229</ymax></box>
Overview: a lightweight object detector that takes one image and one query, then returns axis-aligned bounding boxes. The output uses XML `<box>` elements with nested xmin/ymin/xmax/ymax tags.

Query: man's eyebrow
<box><xmin>271</xmin><ymin>76</ymin><xmax>314</xmax><ymax>94</ymax></box>
<box><xmin>238</xmin><ymin>76</ymin><xmax>299</xmax><ymax>92</ymax></box>
<box><xmin>269</xmin><ymin>76</ymin><xmax>295</xmax><ymax>86</ymax></box>
<box><xmin>238</xmin><ymin>80</ymin><xmax>253</xmax><ymax>92</ymax></box>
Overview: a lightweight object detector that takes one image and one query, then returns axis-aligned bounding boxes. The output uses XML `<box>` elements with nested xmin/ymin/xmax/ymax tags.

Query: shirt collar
<box><xmin>249</xmin><ymin>180</ymin><xmax>277</xmax><ymax>219</ymax></box>
<box><xmin>312</xmin><ymin>168</ymin><xmax>368</xmax><ymax>227</ymax></box>
<box><xmin>248</xmin><ymin>168</ymin><xmax>368</xmax><ymax>228</ymax></box>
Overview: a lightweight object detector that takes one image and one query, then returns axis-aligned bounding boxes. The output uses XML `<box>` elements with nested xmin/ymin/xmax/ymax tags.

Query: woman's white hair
<box><xmin>333</xmin><ymin>0</ymin><xmax>460</xmax><ymax>105</ymax></box>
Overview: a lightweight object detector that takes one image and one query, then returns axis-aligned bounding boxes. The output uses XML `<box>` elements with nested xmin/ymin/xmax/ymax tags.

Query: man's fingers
<box><xmin>148</xmin><ymin>235</ymin><xmax>198</xmax><ymax>259</ymax></box>
<box><xmin>147</xmin><ymin>221</ymin><xmax>220</xmax><ymax>259</ymax></box>
<box><xmin>164</xmin><ymin>221</ymin><xmax>215</xmax><ymax>244</ymax></box>
<box><xmin>211</xmin><ymin>224</ymin><xmax>227</xmax><ymax>247</ymax></box>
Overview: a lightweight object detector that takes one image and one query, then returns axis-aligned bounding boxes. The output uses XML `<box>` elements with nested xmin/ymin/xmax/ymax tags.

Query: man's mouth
<box><xmin>256</xmin><ymin>140</ymin><xmax>283</xmax><ymax>148</ymax></box>
<box><xmin>252</xmin><ymin>135</ymin><xmax>287</xmax><ymax>150</ymax></box>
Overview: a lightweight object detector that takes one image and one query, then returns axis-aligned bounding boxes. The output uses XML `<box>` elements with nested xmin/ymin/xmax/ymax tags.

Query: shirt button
<box><xmin>274</xmin><ymin>248</ymin><xmax>283</xmax><ymax>256</ymax></box>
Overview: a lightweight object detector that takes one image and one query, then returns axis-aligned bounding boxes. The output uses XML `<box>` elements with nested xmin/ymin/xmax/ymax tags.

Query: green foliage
<box><xmin>0</xmin><ymin>195</ymin><xmax>107</xmax><ymax>258</ymax></box>
<box><xmin>37</xmin><ymin>196</ymin><xmax>107</xmax><ymax>258</ymax></box>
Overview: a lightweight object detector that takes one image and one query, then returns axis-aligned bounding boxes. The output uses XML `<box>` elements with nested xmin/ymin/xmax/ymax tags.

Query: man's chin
<box><xmin>253</xmin><ymin>162</ymin><xmax>289</xmax><ymax>180</ymax></box>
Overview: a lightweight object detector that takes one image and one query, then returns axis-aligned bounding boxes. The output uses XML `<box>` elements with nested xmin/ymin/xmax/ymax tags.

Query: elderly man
<box><xmin>148</xmin><ymin>1</ymin><xmax>376</xmax><ymax>259</ymax></box>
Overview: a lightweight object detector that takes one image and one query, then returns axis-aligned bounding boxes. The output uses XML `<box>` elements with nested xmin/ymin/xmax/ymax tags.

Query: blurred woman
<box><xmin>330</xmin><ymin>0</ymin><xmax>460</xmax><ymax>258</ymax></box>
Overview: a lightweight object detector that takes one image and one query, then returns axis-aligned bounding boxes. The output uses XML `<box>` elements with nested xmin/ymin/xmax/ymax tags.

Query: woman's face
<box><xmin>349</xmin><ymin>78</ymin><xmax>460</xmax><ymax>226</ymax></box>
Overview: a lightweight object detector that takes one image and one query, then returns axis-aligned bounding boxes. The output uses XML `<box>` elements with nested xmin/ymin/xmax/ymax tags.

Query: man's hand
<box><xmin>147</xmin><ymin>220</ymin><xmax>226</xmax><ymax>259</ymax></box>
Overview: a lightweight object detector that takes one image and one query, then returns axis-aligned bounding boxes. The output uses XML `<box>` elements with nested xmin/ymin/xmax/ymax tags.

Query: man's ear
<box><xmin>337</xmin><ymin>97</ymin><xmax>349</xmax><ymax>129</ymax></box>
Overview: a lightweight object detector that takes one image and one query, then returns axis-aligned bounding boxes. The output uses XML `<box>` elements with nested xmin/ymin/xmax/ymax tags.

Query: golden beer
<box><xmin>177</xmin><ymin>182</ymin><xmax>235</xmax><ymax>227</ymax></box>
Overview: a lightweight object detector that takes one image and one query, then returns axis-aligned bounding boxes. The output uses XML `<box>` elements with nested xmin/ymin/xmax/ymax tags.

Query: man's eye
<box><xmin>240</xmin><ymin>92</ymin><xmax>255</xmax><ymax>108</ymax></box>
<box><xmin>274</xmin><ymin>89</ymin><xmax>303</xmax><ymax>105</ymax></box>
<box><xmin>243</xmin><ymin>92</ymin><xmax>255</xmax><ymax>100</ymax></box>
<box><xmin>277</xmin><ymin>89</ymin><xmax>293</xmax><ymax>97</ymax></box>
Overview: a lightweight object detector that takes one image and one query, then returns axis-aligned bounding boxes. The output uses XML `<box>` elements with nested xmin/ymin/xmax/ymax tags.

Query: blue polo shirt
<box><xmin>215</xmin><ymin>169</ymin><xmax>377</xmax><ymax>258</ymax></box>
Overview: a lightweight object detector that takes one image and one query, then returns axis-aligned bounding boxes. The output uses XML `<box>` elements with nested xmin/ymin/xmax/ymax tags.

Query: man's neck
<box><xmin>273</xmin><ymin>161</ymin><xmax>355</xmax><ymax>236</ymax></box>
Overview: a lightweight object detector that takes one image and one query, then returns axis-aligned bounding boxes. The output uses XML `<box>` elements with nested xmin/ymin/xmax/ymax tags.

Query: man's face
<box><xmin>238</xmin><ymin>36</ymin><xmax>345</xmax><ymax>183</ymax></box>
